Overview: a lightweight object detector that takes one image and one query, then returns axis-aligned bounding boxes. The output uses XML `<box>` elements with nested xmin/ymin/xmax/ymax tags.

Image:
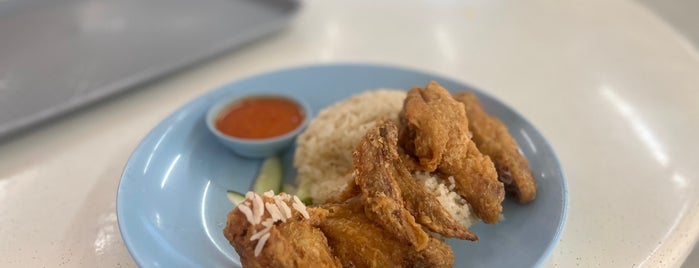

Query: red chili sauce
<box><xmin>215</xmin><ymin>96</ymin><xmax>305</xmax><ymax>139</ymax></box>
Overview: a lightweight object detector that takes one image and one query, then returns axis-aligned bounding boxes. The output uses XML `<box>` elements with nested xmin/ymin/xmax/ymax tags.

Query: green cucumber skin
<box><xmin>252</xmin><ymin>156</ymin><xmax>283</xmax><ymax>194</ymax></box>
<box><xmin>228</xmin><ymin>156</ymin><xmax>289</xmax><ymax>206</ymax></box>
<box><xmin>281</xmin><ymin>183</ymin><xmax>297</xmax><ymax>194</ymax></box>
<box><xmin>226</xmin><ymin>190</ymin><xmax>246</xmax><ymax>206</ymax></box>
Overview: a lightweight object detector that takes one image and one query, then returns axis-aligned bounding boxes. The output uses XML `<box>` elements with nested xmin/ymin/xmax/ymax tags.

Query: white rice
<box><xmin>294</xmin><ymin>90</ymin><xmax>407</xmax><ymax>203</ymax></box>
<box><xmin>413</xmin><ymin>172</ymin><xmax>480</xmax><ymax>228</ymax></box>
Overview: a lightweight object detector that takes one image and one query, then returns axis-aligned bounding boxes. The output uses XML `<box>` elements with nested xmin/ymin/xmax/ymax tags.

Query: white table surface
<box><xmin>1</xmin><ymin>0</ymin><xmax>698</xmax><ymax>267</ymax></box>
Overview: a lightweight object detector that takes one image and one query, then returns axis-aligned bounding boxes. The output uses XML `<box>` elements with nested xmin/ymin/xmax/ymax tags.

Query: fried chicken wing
<box><xmin>320</xmin><ymin>199</ymin><xmax>454</xmax><ymax>268</ymax></box>
<box><xmin>355</xmin><ymin>120</ymin><xmax>477</xmax><ymax>240</ymax></box>
<box><xmin>395</xmin><ymin>168</ymin><xmax>478</xmax><ymax>241</ymax></box>
<box><xmin>223</xmin><ymin>196</ymin><xmax>341</xmax><ymax>268</ymax></box>
<box><xmin>453</xmin><ymin>92</ymin><xmax>537</xmax><ymax>203</ymax></box>
<box><xmin>399</xmin><ymin>81</ymin><xmax>505</xmax><ymax>224</ymax></box>
<box><xmin>414</xmin><ymin>237</ymin><xmax>455</xmax><ymax>268</ymax></box>
<box><xmin>398</xmin><ymin>91</ymin><xmax>448</xmax><ymax>171</ymax></box>
<box><xmin>352</xmin><ymin>121</ymin><xmax>429</xmax><ymax>250</ymax></box>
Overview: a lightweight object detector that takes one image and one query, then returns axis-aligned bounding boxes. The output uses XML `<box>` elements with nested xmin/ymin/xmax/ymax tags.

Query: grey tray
<box><xmin>0</xmin><ymin>0</ymin><xmax>300</xmax><ymax>139</ymax></box>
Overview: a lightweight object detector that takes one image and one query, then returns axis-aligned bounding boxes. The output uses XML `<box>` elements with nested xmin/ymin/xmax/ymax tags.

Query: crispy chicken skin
<box><xmin>223</xmin><ymin>197</ymin><xmax>341</xmax><ymax>268</ymax></box>
<box><xmin>453</xmin><ymin>92</ymin><xmax>537</xmax><ymax>203</ymax></box>
<box><xmin>320</xmin><ymin>199</ymin><xmax>454</xmax><ymax>268</ymax></box>
<box><xmin>352</xmin><ymin>121</ymin><xmax>430</xmax><ymax>250</ymax></box>
<box><xmin>399</xmin><ymin>81</ymin><xmax>505</xmax><ymax>224</ymax></box>
<box><xmin>397</xmin><ymin>91</ymin><xmax>448</xmax><ymax>171</ymax></box>
<box><xmin>354</xmin><ymin>120</ymin><xmax>477</xmax><ymax>241</ymax></box>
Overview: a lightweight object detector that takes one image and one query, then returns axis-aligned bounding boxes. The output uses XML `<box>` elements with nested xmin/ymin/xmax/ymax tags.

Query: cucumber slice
<box><xmin>281</xmin><ymin>183</ymin><xmax>297</xmax><ymax>194</ymax></box>
<box><xmin>252</xmin><ymin>156</ymin><xmax>283</xmax><ymax>194</ymax></box>
<box><xmin>300</xmin><ymin>197</ymin><xmax>313</xmax><ymax>206</ymax></box>
<box><xmin>226</xmin><ymin>190</ymin><xmax>246</xmax><ymax>206</ymax></box>
<box><xmin>295</xmin><ymin>185</ymin><xmax>313</xmax><ymax>205</ymax></box>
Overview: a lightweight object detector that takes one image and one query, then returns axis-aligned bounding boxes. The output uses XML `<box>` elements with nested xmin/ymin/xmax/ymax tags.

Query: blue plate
<box><xmin>117</xmin><ymin>63</ymin><xmax>568</xmax><ymax>268</ymax></box>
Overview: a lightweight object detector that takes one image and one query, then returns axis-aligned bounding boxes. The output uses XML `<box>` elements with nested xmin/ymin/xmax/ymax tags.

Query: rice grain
<box><xmin>294</xmin><ymin>90</ymin><xmax>407</xmax><ymax>203</ymax></box>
